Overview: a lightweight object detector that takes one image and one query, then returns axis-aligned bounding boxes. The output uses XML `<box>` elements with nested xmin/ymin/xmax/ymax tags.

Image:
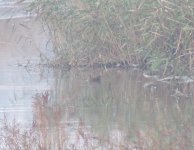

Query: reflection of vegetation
<box><xmin>28</xmin><ymin>0</ymin><xmax>194</xmax><ymax>75</ymax></box>
<box><xmin>1</xmin><ymin>69</ymin><xmax>194</xmax><ymax>148</ymax></box>
<box><xmin>53</xmin><ymin>69</ymin><xmax>194</xmax><ymax>149</ymax></box>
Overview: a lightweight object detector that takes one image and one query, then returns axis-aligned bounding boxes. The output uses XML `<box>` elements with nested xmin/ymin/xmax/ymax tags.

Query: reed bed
<box><xmin>25</xmin><ymin>0</ymin><xmax>194</xmax><ymax>75</ymax></box>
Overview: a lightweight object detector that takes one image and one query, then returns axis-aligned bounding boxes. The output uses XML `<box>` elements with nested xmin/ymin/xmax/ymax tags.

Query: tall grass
<box><xmin>27</xmin><ymin>0</ymin><xmax>194</xmax><ymax>75</ymax></box>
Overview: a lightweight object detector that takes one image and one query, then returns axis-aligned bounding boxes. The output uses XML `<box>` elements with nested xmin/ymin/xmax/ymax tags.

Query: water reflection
<box><xmin>1</xmin><ymin>4</ymin><xmax>194</xmax><ymax>148</ymax></box>
<box><xmin>1</xmin><ymin>63</ymin><xmax>194</xmax><ymax>149</ymax></box>
<box><xmin>24</xmin><ymin>68</ymin><xmax>194</xmax><ymax>149</ymax></box>
<box><xmin>0</xmin><ymin>17</ymin><xmax>52</xmax><ymax>125</ymax></box>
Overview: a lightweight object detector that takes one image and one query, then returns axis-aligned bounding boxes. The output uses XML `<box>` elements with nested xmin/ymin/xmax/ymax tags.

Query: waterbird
<box><xmin>89</xmin><ymin>75</ymin><xmax>101</xmax><ymax>83</ymax></box>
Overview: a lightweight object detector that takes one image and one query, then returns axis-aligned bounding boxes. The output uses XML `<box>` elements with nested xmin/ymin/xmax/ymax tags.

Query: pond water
<box><xmin>1</xmin><ymin>2</ymin><xmax>194</xmax><ymax>149</ymax></box>
<box><xmin>0</xmin><ymin>17</ymin><xmax>52</xmax><ymax>124</ymax></box>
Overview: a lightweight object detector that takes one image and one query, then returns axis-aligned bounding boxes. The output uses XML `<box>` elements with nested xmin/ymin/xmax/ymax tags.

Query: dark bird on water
<box><xmin>89</xmin><ymin>75</ymin><xmax>101</xmax><ymax>83</ymax></box>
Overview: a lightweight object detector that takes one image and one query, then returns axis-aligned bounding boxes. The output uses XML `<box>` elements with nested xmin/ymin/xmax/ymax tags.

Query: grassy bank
<box><xmin>28</xmin><ymin>0</ymin><xmax>194</xmax><ymax>75</ymax></box>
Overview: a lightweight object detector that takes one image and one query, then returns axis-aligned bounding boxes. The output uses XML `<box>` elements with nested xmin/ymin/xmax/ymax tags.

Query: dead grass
<box><xmin>24</xmin><ymin>0</ymin><xmax>194</xmax><ymax>75</ymax></box>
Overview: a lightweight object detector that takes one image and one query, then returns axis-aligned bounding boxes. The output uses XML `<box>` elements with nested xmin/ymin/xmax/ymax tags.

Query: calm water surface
<box><xmin>0</xmin><ymin>16</ymin><xmax>52</xmax><ymax>124</ymax></box>
<box><xmin>1</xmin><ymin>2</ymin><xmax>194</xmax><ymax>149</ymax></box>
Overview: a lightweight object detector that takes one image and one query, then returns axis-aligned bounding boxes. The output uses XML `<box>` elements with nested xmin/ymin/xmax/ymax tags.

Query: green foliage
<box><xmin>29</xmin><ymin>0</ymin><xmax>194</xmax><ymax>75</ymax></box>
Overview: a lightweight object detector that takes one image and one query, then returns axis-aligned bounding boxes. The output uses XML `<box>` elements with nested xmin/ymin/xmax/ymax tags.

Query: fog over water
<box><xmin>0</xmin><ymin>1</ymin><xmax>52</xmax><ymax>124</ymax></box>
<box><xmin>1</xmin><ymin>1</ymin><xmax>194</xmax><ymax>148</ymax></box>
